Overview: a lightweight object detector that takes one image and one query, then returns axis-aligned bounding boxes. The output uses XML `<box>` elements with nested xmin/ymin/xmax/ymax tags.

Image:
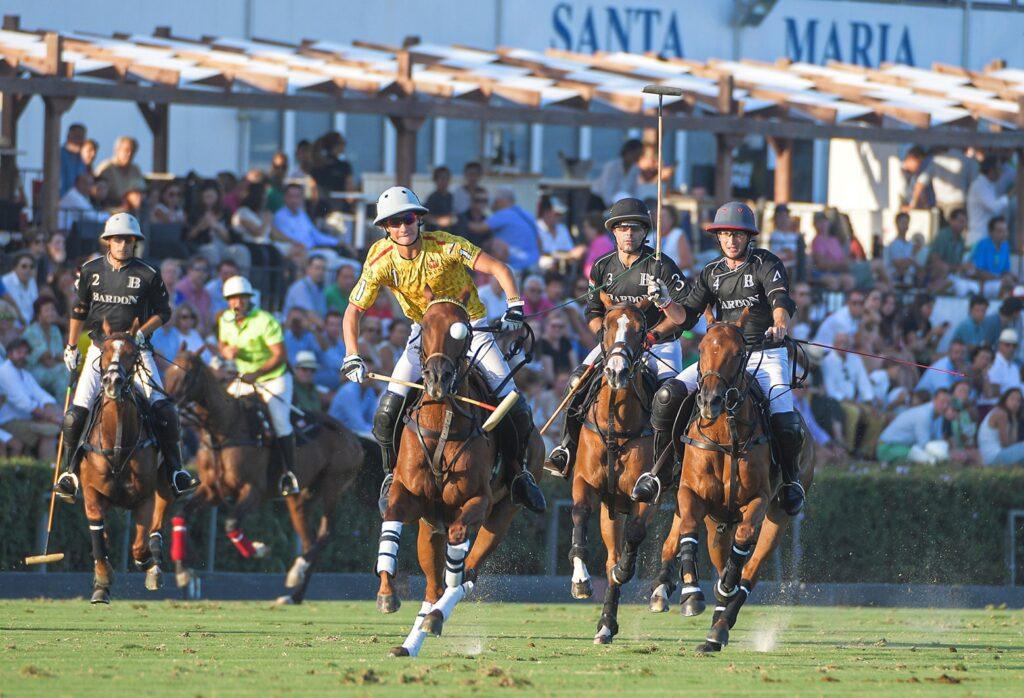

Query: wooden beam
<box><xmin>41</xmin><ymin>95</ymin><xmax>74</xmax><ymax>230</ymax></box>
<box><xmin>389</xmin><ymin>116</ymin><xmax>424</xmax><ymax>187</ymax></box>
<box><xmin>1017</xmin><ymin>150</ymin><xmax>1024</xmax><ymax>274</ymax></box>
<box><xmin>715</xmin><ymin>75</ymin><xmax>736</xmax><ymax>202</ymax></box>
<box><xmin>768</xmin><ymin>136</ymin><xmax>793</xmax><ymax>203</ymax></box>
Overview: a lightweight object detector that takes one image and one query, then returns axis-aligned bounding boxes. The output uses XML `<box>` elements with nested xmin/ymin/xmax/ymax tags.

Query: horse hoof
<box><xmin>285</xmin><ymin>557</ymin><xmax>310</xmax><ymax>589</ymax></box>
<box><xmin>251</xmin><ymin>541</ymin><xmax>269</xmax><ymax>559</ymax></box>
<box><xmin>145</xmin><ymin>566</ymin><xmax>163</xmax><ymax>592</ymax></box>
<box><xmin>420</xmin><ymin>610</ymin><xmax>444</xmax><ymax>637</ymax></box>
<box><xmin>389</xmin><ymin>646</ymin><xmax>411</xmax><ymax>658</ymax></box>
<box><xmin>91</xmin><ymin>588</ymin><xmax>110</xmax><ymax>605</ymax></box>
<box><xmin>274</xmin><ymin>595</ymin><xmax>296</xmax><ymax>606</ymax></box>
<box><xmin>695</xmin><ymin>640</ymin><xmax>723</xmax><ymax>653</ymax></box>
<box><xmin>681</xmin><ymin>594</ymin><xmax>707</xmax><ymax>617</ymax></box>
<box><xmin>175</xmin><ymin>568</ymin><xmax>192</xmax><ymax>589</ymax></box>
<box><xmin>708</xmin><ymin>622</ymin><xmax>730</xmax><ymax>647</ymax></box>
<box><xmin>571</xmin><ymin>580</ymin><xmax>592</xmax><ymax>600</ymax></box>
<box><xmin>650</xmin><ymin>595</ymin><xmax>669</xmax><ymax>614</ymax></box>
<box><xmin>376</xmin><ymin>594</ymin><xmax>400</xmax><ymax>614</ymax></box>
<box><xmin>593</xmin><ymin>626</ymin><xmax>614</xmax><ymax>645</ymax></box>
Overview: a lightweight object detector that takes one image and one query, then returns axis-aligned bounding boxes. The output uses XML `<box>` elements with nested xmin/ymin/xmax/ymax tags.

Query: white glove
<box><xmin>500</xmin><ymin>300</ymin><xmax>525</xmax><ymax>333</ymax></box>
<box><xmin>64</xmin><ymin>344</ymin><xmax>80</xmax><ymax>372</ymax></box>
<box><xmin>647</xmin><ymin>279</ymin><xmax>672</xmax><ymax>309</ymax></box>
<box><xmin>342</xmin><ymin>354</ymin><xmax>366</xmax><ymax>384</ymax></box>
<box><xmin>134</xmin><ymin>330</ymin><xmax>149</xmax><ymax>349</ymax></box>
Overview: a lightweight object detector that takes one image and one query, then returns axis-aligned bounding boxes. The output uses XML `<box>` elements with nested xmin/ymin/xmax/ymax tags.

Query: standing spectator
<box><xmin>900</xmin><ymin>146</ymin><xmax>936</xmax><ymax>211</ymax></box>
<box><xmin>915</xmin><ymin>340</ymin><xmax>969</xmax><ymax>396</ymax></box>
<box><xmin>22</xmin><ymin>297</ymin><xmax>66</xmax><ymax>398</ymax></box>
<box><xmin>315</xmin><ymin>310</ymin><xmax>347</xmax><ymax>391</ymax></box>
<box><xmin>883</xmin><ymin>212</ymin><xmax>917</xmax><ymax>286</ymax></box>
<box><xmin>59</xmin><ymin>123</ymin><xmax>88</xmax><ymax>196</ymax></box>
<box><xmin>471</xmin><ymin>188</ymin><xmax>540</xmax><ymax>272</ymax></box>
<box><xmin>814</xmin><ymin>290</ymin><xmax>863</xmax><ymax>347</ymax></box>
<box><xmin>325</xmin><ymin>264</ymin><xmax>357</xmax><ymax>315</ymax></box>
<box><xmin>977</xmin><ymin>388</ymin><xmax>1024</xmax><ymax>467</ymax></box>
<box><xmin>1</xmin><ymin>253</ymin><xmax>38</xmax><ymax>327</ymax></box>
<box><xmin>174</xmin><ymin>257</ymin><xmax>213</xmax><ymax>332</ymax></box>
<box><xmin>452</xmin><ymin>161</ymin><xmax>485</xmax><ymax>216</ymax></box>
<box><xmin>951</xmin><ymin>295</ymin><xmax>991</xmax><ymax>349</ymax></box>
<box><xmin>970</xmin><ymin>215</ymin><xmax>1012</xmax><ymax>287</ymax></box>
<box><xmin>590</xmin><ymin>138</ymin><xmax>643</xmax><ymax>207</ymax></box>
<box><xmin>58</xmin><ymin>172</ymin><xmax>108</xmax><ymax>230</ymax></box>
<box><xmin>536</xmin><ymin>195</ymin><xmax>574</xmax><ymax>265</ymax></box>
<box><xmin>95</xmin><ymin>136</ymin><xmax>145</xmax><ymax>206</ymax></box>
<box><xmin>289</xmin><ymin>140</ymin><xmax>313</xmax><ymax>179</ymax></box>
<box><xmin>328</xmin><ymin>365</ymin><xmax>378</xmax><ymax>439</ymax></box>
<box><xmin>292</xmin><ymin>351</ymin><xmax>327</xmax><ymax>414</ymax></box>
<box><xmin>283</xmin><ymin>254</ymin><xmax>329</xmax><ymax>323</ymax></box>
<box><xmin>966</xmin><ymin>158</ymin><xmax>1009</xmax><ymax>247</ymax></box>
<box><xmin>0</xmin><ymin>339</ymin><xmax>62</xmax><ymax>460</ymax></box>
<box><xmin>821</xmin><ymin>331</ymin><xmax>885</xmax><ymax>458</ymax></box>
<box><xmin>876</xmin><ymin>388</ymin><xmax>950</xmax><ymax>463</ymax></box>
<box><xmin>988</xmin><ymin>329</ymin><xmax>1024</xmax><ymax>395</ymax></box>
<box><xmin>310</xmin><ymin>131</ymin><xmax>356</xmax><ymax>211</ymax></box>
<box><xmin>150</xmin><ymin>181</ymin><xmax>187</xmax><ymax>225</ymax></box>
<box><xmin>810</xmin><ymin>211</ymin><xmax>855</xmax><ymax>291</ymax></box>
<box><xmin>424</xmin><ymin>166</ymin><xmax>456</xmax><ymax>231</ymax></box>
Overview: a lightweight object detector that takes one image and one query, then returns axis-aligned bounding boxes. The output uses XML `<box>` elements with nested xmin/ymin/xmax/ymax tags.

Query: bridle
<box><xmin>419</xmin><ymin>298</ymin><xmax>473</xmax><ymax>398</ymax></box>
<box><xmin>101</xmin><ymin>334</ymin><xmax>139</xmax><ymax>403</ymax></box>
<box><xmin>602</xmin><ymin>304</ymin><xmax>648</xmax><ymax>387</ymax></box>
<box><xmin>696</xmin><ymin>322</ymin><xmax>752</xmax><ymax>415</ymax></box>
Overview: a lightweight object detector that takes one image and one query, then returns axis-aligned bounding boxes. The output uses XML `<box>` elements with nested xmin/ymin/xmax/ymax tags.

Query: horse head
<box><xmin>601</xmin><ymin>293</ymin><xmax>649</xmax><ymax>390</ymax></box>
<box><xmin>420</xmin><ymin>288</ymin><xmax>472</xmax><ymax>401</ymax></box>
<box><xmin>99</xmin><ymin>318</ymin><xmax>141</xmax><ymax>402</ymax></box>
<box><xmin>696</xmin><ymin>308</ymin><xmax>750</xmax><ymax>421</ymax></box>
<box><xmin>162</xmin><ymin>344</ymin><xmax>205</xmax><ymax>406</ymax></box>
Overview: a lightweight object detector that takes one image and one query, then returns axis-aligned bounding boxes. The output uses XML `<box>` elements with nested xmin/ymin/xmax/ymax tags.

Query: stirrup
<box><xmin>171</xmin><ymin>470</ymin><xmax>198</xmax><ymax>497</ymax></box>
<box><xmin>378</xmin><ymin>473</ymin><xmax>394</xmax><ymax>518</ymax></box>
<box><xmin>279</xmin><ymin>471</ymin><xmax>300</xmax><ymax>497</ymax></box>
<box><xmin>54</xmin><ymin>472</ymin><xmax>79</xmax><ymax>503</ymax></box>
<box><xmin>630</xmin><ymin>472</ymin><xmax>661</xmax><ymax>504</ymax></box>
<box><xmin>543</xmin><ymin>445</ymin><xmax>571</xmax><ymax>479</ymax></box>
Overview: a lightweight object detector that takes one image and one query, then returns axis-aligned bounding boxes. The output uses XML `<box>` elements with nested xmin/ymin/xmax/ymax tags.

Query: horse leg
<box><xmin>131</xmin><ymin>496</ymin><xmax>162</xmax><ymax>592</ymax></box>
<box><xmin>83</xmin><ymin>490</ymin><xmax>112</xmax><ymax>605</ymax></box>
<box><xmin>223</xmin><ymin>484</ymin><xmax>266</xmax><ymax>559</ymax></box>
<box><xmin>568</xmin><ymin>477</ymin><xmax>596</xmax><ymax>600</ymax></box>
<box><xmin>376</xmin><ymin>481</ymin><xmax>422</xmax><ymax>614</ymax></box>
<box><xmin>281</xmin><ymin>491</ymin><xmax>314</xmax><ymax>592</ymax></box>
<box><xmin>171</xmin><ymin>484</ymin><xmax>213</xmax><ymax>588</ymax></box>
<box><xmin>703</xmin><ymin>494</ymin><xmax>768</xmax><ymax>652</ymax></box>
<box><xmin>594</xmin><ymin>504</ymin><xmax>623</xmax><ymax>644</ymax></box>
<box><xmin>464</xmin><ymin>494</ymin><xmax>517</xmax><ymax>577</ymax></box>
<box><xmin>650</xmin><ymin>513</ymin><xmax>683</xmax><ymax>613</ymax></box>
<box><xmin>610</xmin><ymin>496</ymin><xmax>654</xmax><ymax>587</ymax></box>
<box><xmin>390</xmin><ymin>520</ymin><xmax>445</xmax><ymax>658</ymax></box>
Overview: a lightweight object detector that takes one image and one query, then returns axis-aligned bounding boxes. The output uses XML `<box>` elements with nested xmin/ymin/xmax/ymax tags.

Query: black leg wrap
<box><xmin>148</xmin><ymin>532</ymin><xmax>163</xmax><ymax>565</ymax></box>
<box><xmin>568</xmin><ymin>520</ymin><xmax>588</xmax><ymax>563</ymax></box>
<box><xmin>133</xmin><ymin>554</ymin><xmax>153</xmax><ymax>571</ymax></box>
<box><xmin>88</xmin><ymin>519</ymin><xmax>107</xmax><ymax>561</ymax></box>
<box><xmin>373</xmin><ymin>391</ymin><xmax>406</xmax><ymax>475</ymax></box>
<box><xmin>722</xmin><ymin>579</ymin><xmax>752</xmax><ymax>629</ymax></box>
<box><xmin>597</xmin><ymin>584</ymin><xmax>622</xmax><ymax>636</ymax></box>
<box><xmin>678</xmin><ymin>531</ymin><xmax>699</xmax><ymax>584</ymax></box>
<box><xmin>717</xmin><ymin>540</ymin><xmax>753</xmax><ymax>601</ymax></box>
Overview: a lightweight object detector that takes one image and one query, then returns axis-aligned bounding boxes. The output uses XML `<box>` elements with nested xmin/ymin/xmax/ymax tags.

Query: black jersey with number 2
<box><xmin>72</xmin><ymin>255</ymin><xmax>172</xmax><ymax>341</ymax></box>
<box><xmin>682</xmin><ymin>248</ymin><xmax>795</xmax><ymax>347</ymax></box>
<box><xmin>585</xmin><ymin>245</ymin><xmax>689</xmax><ymax>333</ymax></box>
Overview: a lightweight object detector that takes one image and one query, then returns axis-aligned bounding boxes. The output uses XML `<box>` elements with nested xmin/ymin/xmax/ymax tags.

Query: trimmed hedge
<box><xmin>3</xmin><ymin>456</ymin><xmax>1024</xmax><ymax>586</ymax></box>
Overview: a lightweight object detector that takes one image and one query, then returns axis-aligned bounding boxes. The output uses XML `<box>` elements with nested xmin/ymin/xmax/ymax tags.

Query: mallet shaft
<box><xmin>540</xmin><ymin>362</ymin><xmax>597</xmax><ymax>435</ymax></box>
<box><xmin>367</xmin><ymin>372</ymin><xmax>497</xmax><ymax>411</ymax></box>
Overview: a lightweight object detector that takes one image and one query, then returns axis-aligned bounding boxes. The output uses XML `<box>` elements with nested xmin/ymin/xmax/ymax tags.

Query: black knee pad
<box><xmin>152</xmin><ymin>399</ymin><xmax>179</xmax><ymax>429</ymax></box>
<box><xmin>64</xmin><ymin>405</ymin><xmax>88</xmax><ymax>431</ymax></box>
<box><xmin>372</xmin><ymin>392</ymin><xmax>405</xmax><ymax>446</ymax></box>
<box><xmin>652</xmin><ymin>379</ymin><xmax>688</xmax><ymax>432</ymax></box>
<box><xmin>771</xmin><ymin>411</ymin><xmax>805</xmax><ymax>449</ymax></box>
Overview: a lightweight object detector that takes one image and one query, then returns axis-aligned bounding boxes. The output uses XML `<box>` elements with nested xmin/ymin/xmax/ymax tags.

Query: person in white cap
<box><xmin>988</xmin><ymin>328</ymin><xmax>1024</xmax><ymax>396</ymax></box>
<box><xmin>54</xmin><ymin>212</ymin><xmax>198</xmax><ymax>502</ymax></box>
<box><xmin>218</xmin><ymin>275</ymin><xmax>300</xmax><ymax>497</ymax></box>
<box><xmin>342</xmin><ymin>186</ymin><xmax>546</xmax><ymax>515</ymax></box>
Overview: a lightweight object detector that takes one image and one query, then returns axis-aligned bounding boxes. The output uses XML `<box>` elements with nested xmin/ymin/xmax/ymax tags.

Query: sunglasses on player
<box><xmin>385</xmin><ymin>212</ymin><xmax>420</xmax><ymax>228</ymax></box>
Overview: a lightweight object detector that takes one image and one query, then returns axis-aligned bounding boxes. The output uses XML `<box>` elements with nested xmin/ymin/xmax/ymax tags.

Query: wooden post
<box><xmin>389</xmin><ymin>36</ymin><xmax>422</xmax><ymax>187</ymax></box>
<box><xmin>767</xmin><ymin>136</ymin><xmax>793</xmax><ymax>203</ymax></box>
<box><xmin>1017</xmin><ymin>148</ymin><xmax>1024</xmax><ymax>278</ymax></box>
<box><xmin>40</xmin><ymin>33</ymin><xmax>73</xmax><ymax>230</ymax></box>
<box><xmin>137</xmin><ymin>102</ymin><xmax>169</xmax><ymax>173</ymax></box>
<box><xmin>715</xmin><ymin>74</ymin><xmax>736</xmax><ymax>202</ymax></box>
<box><xmin>0</xmin><ymin>91</ymin><xmax>29</xmax><ymax>200</ymax></box>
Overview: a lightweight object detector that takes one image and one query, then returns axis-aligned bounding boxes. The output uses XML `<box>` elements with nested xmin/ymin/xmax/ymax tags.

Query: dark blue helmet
<box><xmin>705</xmin><ymin>201</ymin><xmax>759</xmax><ymax>236</ymax></box>
<box><xmin>605</xmin><ymin>197</ymin><xmax>652</xmax><ymax>232</ymax></box>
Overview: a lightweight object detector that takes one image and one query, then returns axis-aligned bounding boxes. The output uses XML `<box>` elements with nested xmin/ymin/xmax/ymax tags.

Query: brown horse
<box><xmin>657</xmin><ymin>315</ymin><xmax>814</xmax><ymax>651</ymax></box>
<box><xmin>568</xmin><ymin>298</ymin><xmax>660</xmax><ymax>644</ymax></box>
<box><xmin>375</xmin><ymin>296</ymin><xmax>543</xmax><ymax>657</ymax></box>
<box><xmin>80</xmin><ymin>320</ymin><xmax>171</xmax><ymax>604</ymax></box>
<box><xmin>162</xmin><ymin>350</ymin><xmax>364</xmax><ymax>604</ymax></box>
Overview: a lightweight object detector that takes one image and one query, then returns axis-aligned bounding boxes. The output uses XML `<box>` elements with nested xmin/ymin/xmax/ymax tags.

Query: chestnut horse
<box><xmin>80</xmin><ymin>320</ymin><xmax>171</xmax><ymax>604</ymax></box>
<box><xmin>375</xmin><ymin>296</ymin><xmax>543</xmax><ymax>658</ymax></box>
<box><xmin>162</xmin><ymin>350</ymin><xmax>364</xmax><ymax>604</ymax></box>
<box><xmin>657</xmin><ymin>315</ymin><xmax>814</xmax><ymax>651</ymax></box>
<box><xmin>568</xmin><ymin>299</ymin><xmax>660</xmax><ymax>644</ymax></box>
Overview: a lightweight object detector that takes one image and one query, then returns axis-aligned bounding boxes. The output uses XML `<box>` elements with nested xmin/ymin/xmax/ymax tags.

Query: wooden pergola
<box><xmin>3</xmin><ymin>14</ymin><xmax>1024</xmax><ymax>236</ymax></box>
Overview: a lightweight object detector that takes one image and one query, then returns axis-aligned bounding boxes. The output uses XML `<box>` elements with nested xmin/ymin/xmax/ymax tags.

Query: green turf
<box><xmin>1</xmin><ymin>598</ymin><xmax>1022</xmax><ymax>695</ymax></box>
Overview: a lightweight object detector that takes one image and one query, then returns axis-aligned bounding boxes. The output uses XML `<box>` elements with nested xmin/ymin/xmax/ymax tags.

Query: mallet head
<box><xmin>642</xmin><ymin>84</ymin><xmax>685</xmax><ymax>97</ymax></box>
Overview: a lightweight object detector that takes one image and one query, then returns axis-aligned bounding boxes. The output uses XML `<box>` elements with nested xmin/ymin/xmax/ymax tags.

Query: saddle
<box><xmin>229</xmin><ymin>394</ymin><xmax>324</xmax><ymax>494</ymax></box>
<box><xmin>580</xmin><ymin>361</ymin><xmax>658</xmax><ymax>440</ymax></box>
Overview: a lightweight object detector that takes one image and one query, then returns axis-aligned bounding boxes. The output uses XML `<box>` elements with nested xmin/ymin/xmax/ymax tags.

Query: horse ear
<box><xmin>703</xmin><ymin>306</ymin><xmax>716</xmax><ymax>326</ymax></box>
<box><xmin>599</xmin><ymin>291</ymin><xmax>613</xmax><ymax>309</ymax></box>
<box><xmin>129</xmin><ymin>318</ymin><xmax>141</xmax><ymax>334</ymax></box>
<box><xmin>102</xmin><ymin>318</ymin><xmax>112</xmax><ymax>337</ymax></box>
<box><xmin>736</xmin><ymin>306</ymin><xmax>752</xmax><ymax>328</ymax></box>
<box><xmin>423</xmin><ymin>284</ymin><xmax>435</xmax><ymax>302</ymax></box>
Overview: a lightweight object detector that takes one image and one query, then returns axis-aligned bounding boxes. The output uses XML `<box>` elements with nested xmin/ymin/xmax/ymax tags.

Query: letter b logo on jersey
<box><xmin>744</xmin><ymin>274</ymin><xmax>754</xmax><ymax>288</ymax></box>
<box><xmin>127</xmin><ymin>276</ymin><xmax>141</xmax><ymax>290</ymax></box>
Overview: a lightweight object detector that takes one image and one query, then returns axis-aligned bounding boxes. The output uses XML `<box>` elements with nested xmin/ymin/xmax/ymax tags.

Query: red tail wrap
<box><xmin>227</xmin><ymin>529</ymin><xmax>255</xmax><ymax>558</ymax></box>
<box><xmin>170</xmin><ymin>516</ymin><xmax>187</xmax><ymax>562</ymax></box>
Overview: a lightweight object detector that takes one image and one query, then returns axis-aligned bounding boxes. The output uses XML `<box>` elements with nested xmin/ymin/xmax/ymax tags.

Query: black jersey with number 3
<box><xmin>585</xmin><ymin>245</ymin><xmax>689</xmax><ymax>335</ymax></box>
<box><xmin>72</xmin><ymin>255</ymin><xmax>172</xmax><ymax>340</ymax></box>
<box><xmin>683</xmin><ymin>248</ymin><xmax>795</xmax><ymax>347</ymax></box>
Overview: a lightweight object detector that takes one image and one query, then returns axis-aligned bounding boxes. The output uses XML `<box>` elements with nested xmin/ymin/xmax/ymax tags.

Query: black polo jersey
<box><xmin>682</xmin><ymin>248</ymin><xmax>796</xmax><ymax>347</ymax></box>
<box><xmin>72</xmin><ymin>255</ymin><xmax>172</xmax><ymax>340</ymax></box>
<box><xmin>585</xmin><ymin>245</ymin><xmax>689</xmax><ymax>336</ymax></box>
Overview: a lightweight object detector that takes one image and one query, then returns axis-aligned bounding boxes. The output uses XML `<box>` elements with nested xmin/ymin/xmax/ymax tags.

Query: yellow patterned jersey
<box><xmin>350</xmin><ymin>231</ymin><xmax>486</xmax><ymax>323</ymax></box>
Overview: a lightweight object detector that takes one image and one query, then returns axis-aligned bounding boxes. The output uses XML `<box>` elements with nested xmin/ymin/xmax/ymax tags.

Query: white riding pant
<box><xmin>388</xmin><ymin>319</ymin><xmax>512</xmax><ymax>398</ymax></box>
<box><xmin>73</xmin><ymin>344</ymin><xmax>164</xmax><ymax>409</ymax></box>
<box><xmin>583</xmin><ymin>339</ymin><xmax>682</xmax><ymax>381</ymax></box>
<box><xmin>228</xmin><ymin>372</ymin><xmax>294</xmax><ymax>437</ymax></box>
<box><xmin>675</xmin><ymin>346</ymin><xmax>793</xmax><ymax>414</ymax></box>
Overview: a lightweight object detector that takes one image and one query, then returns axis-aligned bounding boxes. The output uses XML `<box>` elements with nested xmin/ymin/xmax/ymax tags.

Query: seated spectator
<box><xmin>983</xmin><ymin>296</ymin><xmax>1023</xmax><ymax>349</ymax></box>
<box><xmin>0</xmin><ymin>338</ymin><xmax>61</xmax><ymax>460</ymax></box>
<box><xmin>358</xmin><ymin>315</ymin><xmax>384</xmax><ymax>368</ymax></box>
<box><xmin>929</xmin><ymin>207</ymin><xmax>969</xmax><ymax>294</ymax></box>
<box><xmin>59</xmin><ymin>172</ymin><xmax>108</xmax><ymax>230</ymax></box>
<box><xmin>0</xmin><ymin>303</ymin><xmax>21</xmax><ymax>357</ymax></box>
<box><xmin>22</xmin><ymin>297</ymin><xmax>67</xmax><ymax>398</ymax></box>
<box><xmin>536</xmin><ymin>195</ymin><xmax>574</xmax><ymax>267</ymax></box>
<box><xmin>813</xmin><ymin>290</ymin><xmax>863</xmax><ymax>347</ymax></box>
<box><xmin>977</xmin><ymin>387</ymin><xmax>1024</xmax><ymax>467</ymax></box>
<box><xmin>452</xmin><ymin>161</ymin><xmax>485</xmax><ymax>216</ymax></box>
<box><xmin>916</xmin><ymin>340</ymin><xmax>969</xmax><ymax>396</ymax></box>
<box><xmin>161</xmin><ymin>258</ymin><xmax>183</xmax><ymax>296</ymax></box>
<box><xmin>966</xmin><ymin>345</ymin><xmax>1000</xmax><ymax>406</ymax></box>
<box><xmin>900</xmin><ymin>293</ymin><xmax>945</xmax><ymax>367</ymax></box>
<box><xmin>328</xmin><ymin>366</ymin><xmax>378</xmax><ymax>439</ymax></box>
<box><xmin>90</xmin><ymin>177</ymin><xmax>111</xmax><ymax>211</ymax></box>
<box><xmin>883</xmin><ymin>212</ymin><xmax>917</xmax><ymax>286</ymax></box>
<box><xmin>376</xmin><ymin>318</ymin><xmax>410</xmax><ymax>374</ymax></box>
<box><xmin>969</xmin><ymin>215</ymin><xmax>1012</xmax><ymax>289</ymax></box>
<box><xmin>186</xmin><ymin>180</ymin><xmax>251</xmax><ymax>272</ymax></box>
<box><xmin>821</xmin><ymin>331</ymin><xmax>885</xmax><ymax>458</ymax></box>
<box><xmin>283</xmin><ymin>254</ymin><xmax>328</xmax><ymax>324</ymax></box>
<box><xmin>810</xmin><ymin>211</ymin><xmax>855</xmax><ymax>292</ymax></box>
<box><xmin>951</xmin><ymin>295</ymin><xmax>992</xmax><ymax>349</ymax></box>
<box><xmin>794</xmin><ymin>384</ymin><xmax>846</xmax><ymax>464</ymax></box>
<box><xmin>581</xmin><ymin>211</ymin><xmax>614</xmax><ymax>278</ymax></box>
<box><xmin>522</xmin><ymin>274</ymin><xmax>552</xmax><ymax>317</ymax></box>
<box><xmin>537</xmin><ymin>310</ymin><xmax>578</xmax><ymax>386</ymax></box>
<box><xmin>206</xmin><ymin>259</ymin><xmax>241</xmax><ymax>317</ymax></box>
<box><xmin>292</xmin><ymin>351</ymin><xmax>328</xmax><ymax>414</ymax></box>
<box><xmin>283</xmin><ymin>308</ymin><xmax>321</xmax><ymax>365</ymax></box>
<box><xmin>325</xmin><ymin>264</ymin><xmax>357</xmax><ymax>315</ymax></box>
<box><xmin>659</xmin><ymin>204</ymin><xmax>695</xmax><ymax>273</ymax></box>
<box><xmin>273</xmin><ymin>183</ymin><xmax>344</xmax><ymax>252</ymax></box>
<box><xmin>876</xmin><ymin>388</ymin><xmax>950</xmax><ymax>463</ymax></box>
<box><xmin>95</xmin><ymin>136</ymin><xmax>145</xmax><ymax>207</ymax></box>
<box><xmin>987</xmin><ymin>329</ymin><xmax>1024</xmax><ymax>395</ymax></box>
<box><xmin>945</xmin><ymin>379</ymin><xmax>980</xmax><ymax>464</ymax></box>
<box><xmin>315</xmin><ymin>310</ymin><xmax>347</xmax><ymax>391</ymax></box>
<box><xmin>174</xmin><ymin>257</ymin><xmax>213</xmax><ymax>332</ymax></box>
<box><xmin>112</xmin><ymin>186</ymin><xmax>145</xmax><ymax>222</ymax></box>
<box><xmin>1</xmin><ymin>253</ymin><xmax>38</xmax><ymax>327</ymax></box>
<box><xmin>150</xmin><ymin>181</ymin><xmax>187</xmax><ymax>225</ymax></box>
<box><xmin>424</xmin><ymin>166</ymin><xmax>456</xmax><ymax>231</ymax></box>
<box><xmin>452</xmin><ymin>188</ymin><xmax>491</xmax><ymax>247</ymax></box>
<box><xmin>265</xmin><ymin>154</ymin><xmax>288</xmax><ymax>211</ymax></box>
<box><xmin>309</xmin><ymin>131</ymin><xmax>356</xmax><ymax>212</ymax></box>
<box><xmin>468</xmin><ymin>188</ymin><xmax>540</xmax><ymax>272</ymax></box>
<box><xmin>289</xmin><ymin>139</ymin><xmax>313</xmax><ymax>179</ymax></box>
<box><xmin>967</xmin><ymin>157</ymin><xmax>1009</xmax><ymax>248</ymax></box>
<box><xmin>151</xmin><ymin>303</ymin><xmax>207</xmax><ymax>369</ymax></box>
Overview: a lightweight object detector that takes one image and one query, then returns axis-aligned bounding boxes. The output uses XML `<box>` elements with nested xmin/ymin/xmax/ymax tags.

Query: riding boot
<box><xmin>543</xmin><ymin>365</ymin><xmax>590</xmax><ymax>479</ymax></box>
<box><xmin>632</xmin><ymin>379</ymin><xmax>689</xmax><ymax>504</ymax></box>
<box><xmin>54</xmin><ymin>405</ymin><xmax>88</xmax><ymax>503</ymax></box>
<box><xmin>770</xmin><ymin>411</ymin><xmax>807</xmax><ymax>516</ymax></box>
<box><xmin>505</xmin><ymin>395</ymin><xmax>546</xmax><ymax>514</ymax></box>
<box><xmin>372</xmin><ymin>391</ymin><xmax>406</xmax><ymax>517</ymax></box>
<box><xmin>276</xmin><ymin>433</ymin><xmax>300</xmax><ymax>496</ymax></box>
<box><xmin>152</xmin><ymin>400</ymin><xmax>199</xmax><ymax>497</ymax></box>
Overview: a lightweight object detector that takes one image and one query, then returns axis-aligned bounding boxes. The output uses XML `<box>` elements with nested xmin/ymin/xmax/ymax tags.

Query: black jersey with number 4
<box><xmin>682</xmin><ymin>248</ymin><xmax>795</xmax><ymax>347</ymax></box>
<box><xmin>585</xmin><ymin>245</ymin><xmax>689</xmax><ymax>335</ymax></box>
<box><xmin>72</xmin><ymin>255</ymin><xmax>172</xmax><ymax>340</ymax></box>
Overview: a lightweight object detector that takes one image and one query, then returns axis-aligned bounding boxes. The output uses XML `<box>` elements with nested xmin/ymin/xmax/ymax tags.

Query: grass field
<box><xmin>1</xmin><ymin>598</ymin><xmax>1022</xmax><ymax>695</ymax></box>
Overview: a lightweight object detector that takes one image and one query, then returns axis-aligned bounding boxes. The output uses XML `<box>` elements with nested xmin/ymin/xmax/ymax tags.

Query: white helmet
<box><xmin>100</xmin><ymin>212</ymin><xmax>145</xmax><ymax>240</ymax></box>
<box><xmin>373</xmin><ymin>186</ymin><xmax>429</xmax><ymax>226</ymax></box>
<box><xmin>222</xmin><ymin>275</ymin><xmax>255</xmax><ymax>299</ymax></box>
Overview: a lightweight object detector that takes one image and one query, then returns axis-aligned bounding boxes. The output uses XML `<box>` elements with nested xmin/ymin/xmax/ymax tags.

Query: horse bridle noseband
<box><xmin>696</xmin><ymin>322</ymin><xmax>752</xmax><ymax>413</ymax></box>
<box><xmin>602</xmin><ymin>306</ymin><xmax>649</xmax><ymax>385</ymax></box>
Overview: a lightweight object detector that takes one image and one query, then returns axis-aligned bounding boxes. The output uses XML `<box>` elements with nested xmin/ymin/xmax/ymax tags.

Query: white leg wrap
<box><xmin>444</xmin><ymin>540</ymin><xmax>471</xmax><ymax>589</ymax></box>
<box><xmin>571</xmin><ymin>557</ymin><xmax>590</xmax><ymax>584</ymax></box>
<box><xmin>400</xmin><ymin>600</ymin><xmax>433</xmax><ymax>656</ymax></box>
<box><xmin>431</xmin><ymin>580</ymin><xmax>474</xmax><ymax>621</ymax></box>
<box><xmin>680</xmin><ymin>585</ymin><xmax>702</xmax><ymax>595</ymax></box>
<box><xmin>375</xmin><ymin>521</ymin><xmax>402</xmax><ymax>576</ymax></box>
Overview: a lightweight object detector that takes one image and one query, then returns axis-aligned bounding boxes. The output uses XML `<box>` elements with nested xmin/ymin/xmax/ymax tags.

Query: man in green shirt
<box><xmin>926</xmin><ymin>208</ymin><xmax>967</xmax><ymax>293</ymax></box>
<box><xmin>218</xmin><ymin>275</ymin><xmax>300</xmax><ymax>496</ymax></box>
<box><xmin>324</xmin><ymin>264</ymin><xmax>356</xmax><ymax>314</ymax></box>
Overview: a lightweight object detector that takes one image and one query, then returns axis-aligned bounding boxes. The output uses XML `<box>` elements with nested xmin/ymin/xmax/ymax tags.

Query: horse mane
<box><xmin>181</xmin><ymin>352</ymin><xmax>244</xmax><ymax>433</ymax></box>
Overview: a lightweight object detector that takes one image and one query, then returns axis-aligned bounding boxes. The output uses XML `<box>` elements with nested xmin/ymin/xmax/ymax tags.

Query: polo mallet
<box><xmin>539</xmin><ymin>362</ymin><xmax>597</xmax><ymax>436</ymax></box>
<box><xmin>642</xmin><ymin>85</ymin><xmax>685</xmax><ymax>264</ymax></box>
<box><xmin>366</xmin><ymin>372</ymin><xmax>518</xmax><ymax>432</ymax></box>
<box><xmin>25</xmin><ymin>379</ymin><xmax>76</xmax><ymax>566</ymax></box>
